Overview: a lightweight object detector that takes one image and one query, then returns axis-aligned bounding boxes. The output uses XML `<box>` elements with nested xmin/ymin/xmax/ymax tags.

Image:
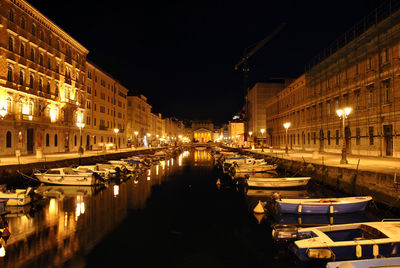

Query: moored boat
<box><xmin>326</xmin><ymin>256</ymin><xmax>400</xmax><ymax>268</ymax></box>
<box><xmin>0</xmin><ymin>187</ymin><xmax>32</xmax><ymax>206</ymax></box>
<box><xmin>34</xmin><ymin>168</ymin><xmax>102</xmax><ymax>186</ymax></box>
<box><xmin>276</xmin><ymin>196</ymin><xmax>372</xmax><ymax>214</ymax></box>
<box><xmin>290</xmin><ymin>221</ymin><xmax>400</xmax><ymax>261</ymax></box>
<box><xmin>247</xmin><ymin>176</ymin><xmax>311</xmax><ymax>188</ymax></box>
<box><xmin>233</xmin><ymin>163</ymin><xmax>277</xmax><ymax>173</ymax></box>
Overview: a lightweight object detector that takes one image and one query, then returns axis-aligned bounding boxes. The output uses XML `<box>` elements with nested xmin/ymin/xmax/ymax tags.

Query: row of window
<box><xmin>9</xmin><ymin>8</ymin><xmax>82</xmax><ymax>63</ymax></box>
<box><xmin>272</xmin><ymin>126</ymin><xmax>376</xmax><ymax>146</ymax></box>
<box><xmin>269</xmin><ymin>80</ymin><xmax>392</xmax><ymax>128</ymax></box>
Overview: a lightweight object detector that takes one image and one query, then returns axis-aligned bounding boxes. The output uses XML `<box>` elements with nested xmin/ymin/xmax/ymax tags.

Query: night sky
<box><xmin>29</xmin><ymin>0</ymin><xmax>383</xmax><ymax>124</ymax></box>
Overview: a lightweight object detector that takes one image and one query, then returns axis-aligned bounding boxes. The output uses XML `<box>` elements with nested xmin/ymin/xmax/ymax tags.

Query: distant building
<box><xmin>246</xmin><ymin>80</ymin><xmax>287</xmax><ymax>140</ymax></box>
<box><xmin>191</xmin><ymin>120</ymin><xmax>213</xmax><ymax>142</ymax></box>
<box><xmin>228</xmin><ymin>120</ymin><xmax>244</xmax><ymax>145</ymax></box>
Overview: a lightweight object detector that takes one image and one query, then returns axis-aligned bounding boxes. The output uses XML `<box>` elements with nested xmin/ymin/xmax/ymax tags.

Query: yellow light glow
<box><xmin>113</xmin><ymin>185</ymin><xmax>119</xmax><ymax>196</ymax></box>
<box><xmin>0</xmin><ymin>246</ymin><xmax>5</xmax><ymax>257</ymax></box>
<box><xmin>260</xmin><ymin>129</ymin><xmax>265</xmax><ymax>134</ymax></box>
<box><xmin>283</xmin><ymin>122</ymin><xmax>291</xmax><ymax>129</ymax></box>
<box><xmin>336</xmin><ymin>109</ymin><xmax>343</xmax><ymax>117</ymax></box>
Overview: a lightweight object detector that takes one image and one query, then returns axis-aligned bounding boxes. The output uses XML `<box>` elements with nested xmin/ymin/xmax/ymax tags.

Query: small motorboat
<box><xmin>34</xmin><ymin>168</ymin><xmax>103</xmax><ymax>186</ymax></box>
<box><xmin>74</xmin><ymin>165</ymin><xmax>117</xmax><ymax>180</ymax></box>
<box><xmin>275</xmin><ymin>196</ymin><xmax>373</xmax><ymax>214</ymax></box>
<box><xmin>327</xmin><ymin>256</ymin><xmax>400</xmax><ymax>268</ymax></box>
<box><xmin>287</xmin><ymin>221</ymin><xmax>400</xmax><ymax>261</ymax></box>
<box><xmin>246</xmin><ymin>176</ymin><xmax>311</xmax><ymax>188</ymax></box>
<box><xmin>233</xmin><ymin>162</ymin><xmax>278</xmax><ymax>173</ymax></box>
<box><xmin>0</xmin><ymin>186</ymin><xmax>32</xmax><ymax>206</ymax></box>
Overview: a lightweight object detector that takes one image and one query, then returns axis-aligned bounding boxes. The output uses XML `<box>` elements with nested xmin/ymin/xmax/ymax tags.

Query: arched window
<box><xmin>9</xmin><ymin>9</ymin><xmax>14</xmax><ymax>22</ymax></box>
<box><xmin>28</xmin><ymin>100</ymin><xmax>33</xmax><ymax>115</ymax></box>
<box><xmin>55</xmin><ymin>85</ymin><xmax>59</xmax><ymax>97</ymax></box>
<box><xmin>6</xmin><ymin>97</ymin><xmax>12</xmax><ymax>113</ymax></box>
<box><xmin>40</xmin><ymin>31</ymin><xmax>44</xmax><ymax>41</ymax></box>
<box><xmin>8</xmin><ymin>37</ymin><xmax>13</xmax><ymax>51</ymax></box>
<box><xmin>74</xmin><ymin>135</ymin><xmax>77</xmax><ymax>146</ymax></box>
<box><xmin>7</xmin><ymin>67</ymin><xmax>13</xmax><ymax>82</ymax></box>
<box><xmin>31</xmin><ymin>24</ymin><xmax>36</xmax><ymax>36</ymax></box>
<box><xmin>46</xmin><ymin>82</ymin><xmax>50</xmax><ymax>94</ymax></box>
<box><xmin>38</xmin><ymin>78</ymin><xmax>43</xmax><ymax>91</ymax></box>
<box><xmin>54</xmin><ymin>134</ymin><xmax>58</xmax><ymax>147</ymax></box>
<box><xmin>19</xmin><ymin>70</ymin><xmax>24</xmax><ymax>85</ymax></box>
<box><xmin>29</xmin><ymin>74</ymin><xmax>34</xmax><ymax>88</ymax></box>
<box><xmin>20</xmin><ymin>43</ymin><xmax>25</xmax><ymax>57</ymax></box>
<box><xmin>30</xmin><ymin>48</ymin><xmax>34</xmax><ymax>61</ymax></box>
<box><xmin>6</xmin><ymin>131</ymin><xmax>12</xmax><ymax>148</ymax></box>
<box><xmin>46</xmin><ymin>133</ymin><xmax>50</xmax><ymax>146</ymax></box>
<box><xmin>21</xmin><ymin>17</ymin><xmax>25</xmax><ymax>29</ymax></box>
<box><xmin>18</xmin><ymin>98</ymin><xmax>24</xmax><ymax>114</ymax></box>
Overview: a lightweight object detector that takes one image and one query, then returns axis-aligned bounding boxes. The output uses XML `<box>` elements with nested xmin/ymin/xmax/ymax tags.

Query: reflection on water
<box><xmin>0</xmin><ymin>150</ymin><xmax>192</xmax><ymax>268</ymax></box>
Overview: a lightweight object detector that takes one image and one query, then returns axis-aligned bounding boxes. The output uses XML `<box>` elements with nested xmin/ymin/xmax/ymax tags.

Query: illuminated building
<box><xmin>0</xmin><ymin>0</ymin><xmax>88</xmax><ymax>156</ymax></box>
<box><xmin>191</xmin><ymin>120</ymin><xmax>213</xmax><ymax>143</ymax></box>
<box><xmin>0</xmin><ymin>0</ymin><xmax>129</xmax><ymax>156</ymax></box>
<box><xmin>127</xmin><ymin>94</ymin><xmax>162</xmax><ymax>146</ymax></box>
<box><xmin>265</xmin><ymin>2</ymin><xmax>400</xmax><ymax>158</ymax></box>
<box><xmin>85</xmin><ymin>62</ymin><xmax>128</xmax><ymax>150</ymax></box>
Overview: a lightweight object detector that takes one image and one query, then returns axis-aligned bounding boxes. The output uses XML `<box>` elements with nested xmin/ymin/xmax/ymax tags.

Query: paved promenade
<box><xmin>0</xmin><ymin>147</ymin><xmax>154</xmax><ymax>166</ymax></box>
<box><xmin>243</xmin><ymin>148</ymin><xmax>400</xmax><ymax>175</ymax></box>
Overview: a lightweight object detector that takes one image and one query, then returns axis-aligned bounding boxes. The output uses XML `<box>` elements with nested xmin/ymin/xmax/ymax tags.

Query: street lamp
<box><xmin>134</xmin><ymin>131</ymin><xmax>139</xmax><ymax>147</ymax></box>
<box><xmin>336</xmin><ymin>107</ymin><xmax>352</xmax><ymax>164</ymax></box>
<box><xmin>283</xmin><ymin>122</ymin><xmax>291</xmax><ymax>154</ymax></box>
<box><xmin>114</xmin><ymin>128</ymin><xmax>119</xmax><ymax>151</ymax></box>
<box><xmin>76</xmin><ymin>122</ymin><xmax>85</xmax><ymax>155</ymax></box>
<box><xmin>260</xmin><ymin>128</ymin><xmax>265</xmax><ymax>152</ymax></box>
<box><xmin>0</xmin><ymin>107</ymin><xmax>7</xmax><ymax>119</ymax></box>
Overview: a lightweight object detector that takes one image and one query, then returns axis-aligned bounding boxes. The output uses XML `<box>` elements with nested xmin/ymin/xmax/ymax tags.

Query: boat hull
<box><xmin>35</xmin><ymin>174</ymin><xmax>98</xmax><ymax>186</ymax></box>
<box><xmin>277</xmin><ymin>197</ymin><xmax>371</xmax><ymax>214</ymax></box>
<box><xmin>247</xmin><ymin>177</ymin><xmax>310</xmax><ymax>188</ymax></box>
<box><xmin>293</xmin><ymin>242</ymin><xmax>400</xmax><ymax>261</ymax></box>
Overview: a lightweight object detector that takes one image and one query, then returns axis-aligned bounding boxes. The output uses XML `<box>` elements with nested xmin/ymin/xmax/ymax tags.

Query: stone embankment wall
<box><xmin>237</xmin><ymin>149</ymin><xmax>400</xmax><ymax>209</ymax></box>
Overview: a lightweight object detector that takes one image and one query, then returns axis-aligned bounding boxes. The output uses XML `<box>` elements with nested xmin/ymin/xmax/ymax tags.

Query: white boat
<box><xmin>327</xmin><ymin>257</ymin><xmax>400</xmax><ymax>268</ymax></box>
<box><xmin>34</xmin><ymin>168</ymin><xmax>102</xmax><ymax>186</ymax></box>
<box><xmin>195</xmin><ymin>146</ymin><xmax>207</xmax><ymax>150</ymax></box>
<box><xmin>233</xmin><ymin>162</ymin><xmax>278</xmax><ymax>173</ymax></box>
<box><xmin>0</xmin><ymin>187</ymin><xmax>32</xmax><ymax>206</ymax></box>
<box><xmin>108</xmin><ymin>160</ymin><xmax>135</xmax><ymax>172</ymax></box>
<box><xmin>74</xmin><ymin>165</ymin><xmax>117</xmax><ymax>180</ymax></box>
<box><xmin>246</xmin><ymin>176</ymin><xmax>311</xmax><ymax>188</ymax></box>
<box><xmin>290</xmin><ymin>221</ymin><xmax>400</xmax><ymax>261</ymax></box>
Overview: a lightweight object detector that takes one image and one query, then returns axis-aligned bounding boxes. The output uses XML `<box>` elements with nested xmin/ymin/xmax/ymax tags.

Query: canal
<box><xmin>0</xmin><ymin>149</ymin><xmax>396</xmax><ymax>268</ymax></box>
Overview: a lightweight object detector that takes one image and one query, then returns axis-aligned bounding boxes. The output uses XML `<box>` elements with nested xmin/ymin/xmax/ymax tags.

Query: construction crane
<box><xmin>234</xmin><ymin>22</ymin><xmax>286</xmax><ymax>137</ymax></box>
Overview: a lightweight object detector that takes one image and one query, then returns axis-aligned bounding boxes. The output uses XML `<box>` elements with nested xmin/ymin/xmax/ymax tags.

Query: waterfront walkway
<box><xmin>0</xmin><ymin>147</ymin><xmax>155</xmax><ymax>166</ymax></box>
<box><xmin>243</xmin><ymin>148</ymin><xmax>400</xmax><ymax>175</ymax></box>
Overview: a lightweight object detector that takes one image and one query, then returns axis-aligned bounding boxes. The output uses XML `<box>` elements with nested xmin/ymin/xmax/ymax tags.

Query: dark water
<box><xmin>0</xmin><ymin>149</ymin><xmax>396</xmax><ymax>268</ymax></box>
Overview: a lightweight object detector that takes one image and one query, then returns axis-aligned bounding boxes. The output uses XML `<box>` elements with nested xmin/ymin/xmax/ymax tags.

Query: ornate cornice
<box><xmin>8</xmin><ymin>0</ymin><xmax>89</xmax><ymax>54</ymax></box>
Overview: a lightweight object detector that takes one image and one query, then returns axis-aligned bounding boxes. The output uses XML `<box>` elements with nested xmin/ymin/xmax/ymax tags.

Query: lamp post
<box><xmin>0</xmin><ymin>107</ymin><xmax>7</xmax><ymax>119</ymax></box>
<box><xmin>283</xmin><ymin>122</ymin><xmax>291</xmax><ymax>154</ymax></box>
<box><xmin>336</xmin><ymin>107</ymin><xmax>352</xmax><ymax>164</ymax></box>
<box><xmin>76</xmin><ymin>122</ymin><xmax>85</xmax><ymax>155</ymax></box>
<box><xmin>260</xmin><ymin>128</ymin><xmax>265</xmax><ymax>152</ymax></box>
<box><xmin>114</xmin><ymin>128</ymin><xmax>119</xmax><ymax>151</ymax></box>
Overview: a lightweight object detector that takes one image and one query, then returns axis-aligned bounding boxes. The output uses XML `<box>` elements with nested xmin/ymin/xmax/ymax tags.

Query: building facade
<box><xmin>85</xmin><ymin>62</ymin><xmax>128</xmax><ymax>151</ymax></box>
<box><xmin>0</xmin><ymin>0</ymin><xmax>89</xmax><ymax>156</ymax></box>
<box><xmin>265</xmin><ymin>3</ymin><xmax>400</xmax><ymax>158</ymax></box>
<box><xmin>246</xmin><ymin>80</ymin><xmax>287</xmax><ymax>140</ymax></box>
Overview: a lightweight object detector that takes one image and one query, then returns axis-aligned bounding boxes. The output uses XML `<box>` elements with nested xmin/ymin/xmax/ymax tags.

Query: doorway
<box><xmin>27</xmin><ymin>128</ymin><xmax>34</xmax><ymax>154</ymax></box>
<box><xmin>383</xmin><ymin>124</ymin><xmax>393</xmax><ymax>156</ymax></box>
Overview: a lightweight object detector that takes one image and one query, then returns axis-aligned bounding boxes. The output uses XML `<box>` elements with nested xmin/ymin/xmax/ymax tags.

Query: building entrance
<box><xmin>27</xmin><ymin>128</ymin><xmax>34</xmax><ymax>154</ymax></box>
<box><xmin>384</xmin><ymin>124</ymin><xmax>393</xmax><ymax>156</ymax></box>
